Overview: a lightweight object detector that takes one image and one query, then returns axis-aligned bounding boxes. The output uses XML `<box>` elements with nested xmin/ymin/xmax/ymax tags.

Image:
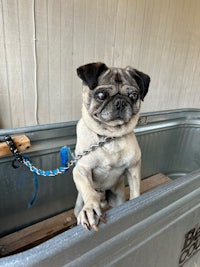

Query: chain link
<box><xmin>75</xmin><ymin>136</ymin><xmax>115</xmax><ymax>160</ymax></box>
<box><xmin>5</xmin><ymin>135</ymin><xmax>115</xmax><ymax>177</ymax></box>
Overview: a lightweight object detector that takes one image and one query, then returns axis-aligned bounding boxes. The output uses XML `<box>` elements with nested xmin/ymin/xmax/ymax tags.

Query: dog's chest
<box><xmin>102</xmin><ymin>141</ymin><xmax>130</xmax><ymax>165</ymax></box>
<box><xmin>102</xmin><ymin>134</ymin><xmax>139</xmax><ymax>165</ymax></box>
<box><xmin>92</xmin><ymin>135</ymin><xmax>140</xmax><ymax>189</ymax></box>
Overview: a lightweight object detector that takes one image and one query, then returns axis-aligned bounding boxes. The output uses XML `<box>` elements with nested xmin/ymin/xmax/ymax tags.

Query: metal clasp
<box><xmin>138</xmin><ymin>116</ymin><xmax>147</xmax><ymax>126</ymax></box>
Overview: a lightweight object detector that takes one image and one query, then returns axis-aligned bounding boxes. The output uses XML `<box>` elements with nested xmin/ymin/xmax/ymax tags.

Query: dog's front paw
<box><xmin>77</xmin><ymin>201</ymin><xmax>106</xmax><ymax>231</ymax></box>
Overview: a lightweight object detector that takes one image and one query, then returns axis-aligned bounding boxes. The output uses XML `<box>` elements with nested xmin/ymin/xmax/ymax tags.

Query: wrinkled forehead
<box><xmin>97</xmin><ymin>67</ymin><xmax>138</xmax><ymax>88</ymax></box>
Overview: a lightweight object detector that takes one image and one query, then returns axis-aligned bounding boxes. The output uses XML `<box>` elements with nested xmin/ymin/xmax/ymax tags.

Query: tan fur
<box><xmin>73</xmin><ymin>117</ymin><xmax>141</xmax><ymax>230</ymax></box>
<box><xmin>73</xmin><ymin>62</ymin><xmax>150</xmax><ymax>231</ymax></box>
<box><xmin>81</xmin><ymin>104</ymin><xmax>139</xmax><ymax>137</ymax></box>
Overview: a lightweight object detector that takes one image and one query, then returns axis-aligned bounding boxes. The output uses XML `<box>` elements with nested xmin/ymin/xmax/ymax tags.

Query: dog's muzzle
<box><xmin>113</xmin><ymin>96</ymin><xmax>130</xmax><ymax>120</ymax></box>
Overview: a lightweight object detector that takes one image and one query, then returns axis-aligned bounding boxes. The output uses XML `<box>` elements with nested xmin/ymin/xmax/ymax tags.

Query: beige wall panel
<box><xmin>72</xmin><ymin>0</ymin><xmax>85</xmax><ymax>118</ymax></box>
<box><xmin>60</xmin><ymin>0</ymin><xmax>73</xmax><ymax>122</ymax></box>
<box><xmin>35</xmin><ymin>0</ymin><xmax>50</xmax><ymax>124</ymax></box>
<box><xmin>102</xmin><ymin>0</ymin><xmax>118</xmax><ymax>66</ymax></box>
<box><xmin>1</xmin><ymin>0</ymin><xmax>25</xmax><ymax>128</ymax></box>
<box><xmin>47</xmin><ymin>0</ymin><xmax>61</xmax><ymax>123</ymax></box>
<box><xmin>17</xmin><ymin>0</ymin><xmax>37</xmax><ymax>126</ymax></box>
<box><xmin>0</xmin><ymin>0</ymin><xmax>200</xmax><ymax>128</ymax></box>
<box><xmin>94</xmin><ymin>0</ymin><xmax>108</xmax><ymax>61</ymax></box>
<box><xmin>0</xmin><ymin>0</ymin><xmax>11</xmax><ymax>128</ymax></box>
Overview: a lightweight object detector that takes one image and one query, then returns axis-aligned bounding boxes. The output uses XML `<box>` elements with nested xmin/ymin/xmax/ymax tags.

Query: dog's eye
<box><xmin>96</xmin><ymin>91</ymin><xmax>108</xmax><ymax>101</ymax></box>
<box><xmin>129</xmin><ymin>92</ymin><xmax>138</xmax><ymax>101</ymax></box>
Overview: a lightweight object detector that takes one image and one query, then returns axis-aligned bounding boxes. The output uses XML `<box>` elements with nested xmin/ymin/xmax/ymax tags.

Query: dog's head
<box><xmin>77</xmin><ymin>62</ymin><xmax>150</xmax><ymax>127</ymax></box>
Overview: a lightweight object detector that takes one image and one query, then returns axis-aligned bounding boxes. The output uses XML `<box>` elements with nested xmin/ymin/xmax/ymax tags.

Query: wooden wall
<box><xmin>0</xmin><ymin>0</ymin><xmax>200</xmax><ymax>128</ymax></box>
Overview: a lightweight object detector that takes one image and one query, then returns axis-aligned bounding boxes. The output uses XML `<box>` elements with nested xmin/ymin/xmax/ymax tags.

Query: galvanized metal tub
<box><xmin>0</xmin><ymin>109</ymin><xmax>200</xmax><ymax>267</ymax></box>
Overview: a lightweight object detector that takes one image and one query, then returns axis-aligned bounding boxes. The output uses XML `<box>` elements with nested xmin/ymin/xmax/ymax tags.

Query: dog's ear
<box><xmin>77</xmin><ymin>62</ymin><xmax>108</xmax><ymax>90</ymax></box>
<box><xmin>126</xmin><ymin>67</ymin><xmax>150</xmax><ymax>100</ymax></box>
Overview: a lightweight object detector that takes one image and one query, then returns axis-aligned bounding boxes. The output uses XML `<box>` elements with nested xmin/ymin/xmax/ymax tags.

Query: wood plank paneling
<box><xmin>72</xmin><ymin>0</ymin><xmax>85</xmax><ymax>118</ymax></box>
<box><xmin>60</xmin><ymin>0</ymin><xmax>73</xmax><ymax>122</ymax></box>
<box><xmin>0</xmin><ymin>0</ymin><xmax>200</xmax><ymax>128</ymax></box>
<box><xmin>0</xmin><ymin>0</ymin><xmax>11</xmax><ymax>128</ymax></box>
<box><xmin>17</xmin><ymin>0</ymin><xmax>37</xmax><ymax>126</ymax></box>
<box><xmin>1</xmin><ymin>0</ymin><xmax>25</xmax><ymax>128</ymax></box>
<box><xmin>48</xmin><ymin>0</ymin><xmax>61</xmax><ymax>123</ymax></box>
<box><xmin>34</xmin><ymin>0</ymin><xmax>50</xmax><ymax>124</ymax></box>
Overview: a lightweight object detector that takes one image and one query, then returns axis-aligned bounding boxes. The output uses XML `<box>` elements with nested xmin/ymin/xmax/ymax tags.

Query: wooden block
<box><xmin>141</xmin><ymin>173</ymin><xmax>172</xmax><ymax>194</ymax></box>
<box><xmin>125</xmin><ymin>173</ymin><xmax>172</xmax><ymax>200</ymax></box>
<box><xmin>0</xmin><ymin>209</ymin><xmax>76</xmax><ymax>257</ymax></box>
<box><xmin>0</xmin><ymin>135</ymin><xmax>31</xmax><ymax>157</ymax></box>
<box><xmin>0</xmin><ymin>173</ymin><xmax>171</xmax><ymax>257</ymax></box>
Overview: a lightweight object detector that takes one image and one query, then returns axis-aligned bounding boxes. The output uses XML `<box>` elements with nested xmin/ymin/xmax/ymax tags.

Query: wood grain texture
<box><xmin>0</xmin><ymin>0</ymin><xmax>200</xmax><ymax>128</ymax></box>
<box><xmin>0</xmin><ymin>135</ymin><xmax>31</xmax><ymax>157</ymax></box>
<box><xmin>0</xmin><ymin>209</ymin><xmax>76</xmax><ymax>257</ymax></box>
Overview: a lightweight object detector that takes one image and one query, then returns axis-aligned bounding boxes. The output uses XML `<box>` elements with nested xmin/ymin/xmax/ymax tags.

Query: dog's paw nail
<box><xmin>100</xmin><ymin>216</ymin><xmax>106</xmax><ymax>224</ymax></box>
<box><xmin>92</xmin><ymin>224</ymin><xmax>99</xmax><ymax>231</ymax></box>
<box><xmin>84</xmin><ymin>223</ymin><xmax>90</xmax><ymax>231</ymax></box>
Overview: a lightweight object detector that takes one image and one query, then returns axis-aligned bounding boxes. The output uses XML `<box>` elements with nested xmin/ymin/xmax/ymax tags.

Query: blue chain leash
<box><xmin>4</xmin><ymin>135</ymin><xmax>74</xmax><ymax>206</ymax></box>
<box><xmin>4</xmin><ymin>135</ymin><xmax>114</xmax><ymax>206</ymax></box>
<box><xmin>4</xmin><ymin>135</ymin><xmax>75</xmax><ymax>176</ymax></box>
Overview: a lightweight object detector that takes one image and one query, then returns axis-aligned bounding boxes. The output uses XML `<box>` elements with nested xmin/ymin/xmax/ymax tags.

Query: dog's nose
<box><xmin>114</xmin><ymin>98</ymin><xmax>127</xmax><ymax>110</ymax></box>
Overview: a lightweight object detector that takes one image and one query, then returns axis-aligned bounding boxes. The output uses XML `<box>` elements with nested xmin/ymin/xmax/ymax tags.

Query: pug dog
<box><xmin>73</xmin><ymin>62</ymin><xmax>150</xmax><ymax>231</ymax></box>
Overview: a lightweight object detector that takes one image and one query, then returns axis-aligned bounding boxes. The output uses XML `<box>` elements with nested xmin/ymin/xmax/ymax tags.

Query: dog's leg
<box><xmin>73</xmin><ymin>165</ymin><xmax>103</xmax><ymax>231</ymax></box>
<box><xmin>126</xmin><ymin>160</ymin><xmax>141</xmax><ymax>199</ymax></box>
<box><xmin>108</xmin><ymin>177</ymin><xmax>126</xmax><ymax>207</ymax></box>
<box><xmin>74</xmin><ymin>192</ymin><xmax>84</xmax><ymax>218</ymax></box>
